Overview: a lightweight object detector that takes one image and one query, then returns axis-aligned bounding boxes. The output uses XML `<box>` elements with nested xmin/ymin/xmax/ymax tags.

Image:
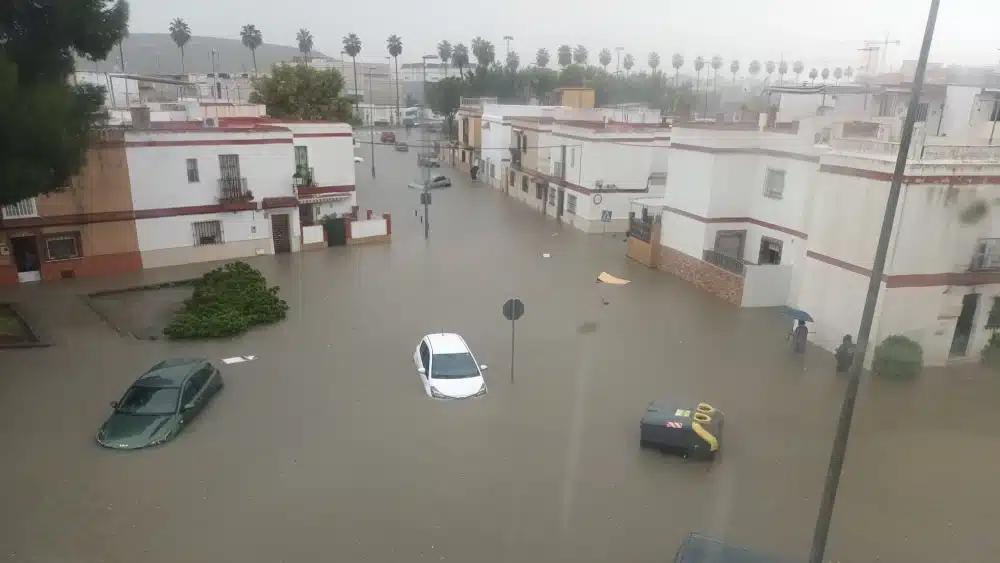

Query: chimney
<box><xmin>130</xmin><ymin>106</ymin><xmax>151</xmax><ymax>129</ymax></box>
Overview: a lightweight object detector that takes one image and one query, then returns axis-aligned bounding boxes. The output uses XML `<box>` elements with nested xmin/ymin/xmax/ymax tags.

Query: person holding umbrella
<box><xmin>781</xmin><ymin>306</ymin><xmax>813</xmax><ymax>355</ymax></box>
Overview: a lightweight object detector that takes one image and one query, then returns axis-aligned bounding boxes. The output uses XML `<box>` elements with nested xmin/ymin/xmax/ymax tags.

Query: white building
<box><xmin>399</xmin><ymin>62</ymin><xmax>449</xmax><ymax>83</ymax></box>
<box><xmin>650</xmin><ymin>82</ymin><xmax>1000</xmax><ymax>366</ymax></box>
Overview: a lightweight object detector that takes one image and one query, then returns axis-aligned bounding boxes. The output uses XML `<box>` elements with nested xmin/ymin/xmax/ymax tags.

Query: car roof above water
<box><xmin>674</xmin><ymin>534</ymin><xmax>784</xmax><ymax>563</ymax></box>
<box><xmin>426</xmin><ymin>333</ymin><xmax>469</xmax><ymax>355</ymax></box>
<box><xmin>137</xmin><ymin>358</ymin><xmax>208</xmax><ymax>387</ymax></box>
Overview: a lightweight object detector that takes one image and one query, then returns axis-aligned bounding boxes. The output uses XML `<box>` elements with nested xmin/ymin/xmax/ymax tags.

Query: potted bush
<box><xmin>872</xmin><ymin>335</ymin><xmax>923</xmax><ymax>379</ymax></box>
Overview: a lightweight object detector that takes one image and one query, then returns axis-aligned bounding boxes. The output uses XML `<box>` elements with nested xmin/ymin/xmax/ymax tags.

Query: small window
<box><xmin>535</xmin><ymin>183</ymin><xmax>544</xmax><ymax>200</ymax></box>
<box><xmin>45</xmin><ymin>233</ymin><xmax>81</xmax><ymax>261</ymax></box>
<box><xmin>990</xmin><ymin>97</ymin><xmax>1000</xmax><ymax>122</ymax></box>
<box><xmin>521</xmin><ymin>175</ymin><xmax>529</xmax><ymax>192</ymax></box>
<box><xmin>566</xmin><ymin>194</ymin><xmax>577</xmax><ymax>214</ymax></box>
<box><xmin>521</xmin><ymin>136</ymin><xmax>528</xmax><ymax>154</ymax></box>
<box><xmin>181</xmin><ymin>368</ymin><xmax>211</xmax><ymax>405</ymax></box>
<box><xmin>549</xmin><ymin>189</ymin><xmax>557</xmax><ymax>205</ymax></box>
<box><xmin>186</xmin><ymin>159</ymin><xmax>199</xmax><ymax>183</ymax></box>
<box><xmin>913</xmin><ymin>102</ymin><xmax>929</xmax><ymax>122</ymax></box>
<box><xmin>570</xmin><ymin>148</ymin><xmax>576</xmax><ymax>166</ymax></box>
<box><xmin>192</xmin><ymin>220</ymin><xmax>223</xmax><ymax>245</ymax></box>
<box><xmin>508</xmin><ymin>170</ymin><xmax>515</xmax><ymax>186</ymax></box>
<box><xmin>461</xmin><ymin>151</ymin><xmax>466</xmax><ymax>163</ymax></box>
<box><xmin>419</xmin><ymin>341</ymin><xmax>430</xmax><ymax>368</ymax></box>
<box><xmin>986</xmin><ymin>297</ymin><xmax>1000</xmax><ymax>329</ymax></box>
<box><xmin>763</xmin><ymin>168</ymin><xmax>785</xmax><ymax>199</ymax></box>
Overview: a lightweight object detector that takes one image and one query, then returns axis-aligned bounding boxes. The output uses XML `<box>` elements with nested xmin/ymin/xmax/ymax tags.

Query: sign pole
<box><xmin>510</xmin><ymin>317</ymin><xmax>515</xmax><ymax>384</ymax></box>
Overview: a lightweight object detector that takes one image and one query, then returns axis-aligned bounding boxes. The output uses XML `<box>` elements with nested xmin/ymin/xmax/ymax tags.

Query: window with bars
<box><xmin>521</xmin><ymin>176</ymin><xmax>529</xmax><ymax>193</ymax></box>
<box><xmin>186</xmin><ymin>159</ymin><xmax>199</xmax><ymax>183</ymax></box>
<box><xmin>192</xmin><ymin>220</ymin><xmax>223</xmax><ymax>245</ymax></box>
<box><xmin>913</xmin><ymin>102</ymin><xmax>929</xmax><ymax>122</ymax></box>
<box><xmin>45</xmin><ymin>233</ymin><xmax>81</xmax><ymax>261</ymax></box>
<box><xmin>763</xmin><ymin>168</ymin><xmax>785</xmax><ymax>199</ymax></box>
<box><xmin>535</xmin><ymin>184</ymin><xmax>544</xmax><ymax>200</ymax></box>
<box><xmin>566</xmin><ymin>194</ymin><xmax>577</xmax><ymax>214</ymax></box>
<box><xmin>294</xmin><ymin>146</ymin><xmax>309</xmax><ymax>168</ymax></box>
<box><xmin>218</xmin><ymin>154</ymin><xmax>240</xmax><ymax>179</ymax></box>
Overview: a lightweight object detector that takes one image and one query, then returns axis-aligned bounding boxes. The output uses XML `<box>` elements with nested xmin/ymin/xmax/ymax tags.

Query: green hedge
<box><xmin>872</xmin><ymin>335</ymin><xmax>923</xmax><ymax>379</ymax></box>
<box><xmin>163</xmin><ymin>262</ymin><xmax>288</xmax><ymax>339</ymax></box>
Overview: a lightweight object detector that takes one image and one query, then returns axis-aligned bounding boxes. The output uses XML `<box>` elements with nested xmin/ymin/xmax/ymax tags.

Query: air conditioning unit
<box><xmin>204</xmin><ymin>117</ymin><xmax>217</xmax><ymax>128</ymax></box>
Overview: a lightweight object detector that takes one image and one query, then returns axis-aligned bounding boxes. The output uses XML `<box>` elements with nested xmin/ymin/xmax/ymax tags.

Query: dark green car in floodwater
<box><xmin>97</xmin><ymin>358</ymin><xmax>224</xmax><ymax>450</ymax></box>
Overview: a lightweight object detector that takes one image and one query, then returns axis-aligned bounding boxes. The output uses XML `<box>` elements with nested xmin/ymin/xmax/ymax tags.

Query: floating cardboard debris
<box><xmin>597</xmin><ymin>272</ymin><xmax>630</xmax><ymax>285</ymax></box>
<box><xmin>542</xmin><ymin>253</ymin><xmax>551</xmax><ymax>258</ymax></box>
<box><xmin>222</xmin><ymin>355</ymin><xmax>257</xmax><ymax>365</ymax></box>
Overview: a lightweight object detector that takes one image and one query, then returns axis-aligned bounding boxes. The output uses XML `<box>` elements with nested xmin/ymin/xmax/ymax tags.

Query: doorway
<box><xmin>714</xmin><ymin>230</ymin><xmax>746</xmax><ymax>260</ymax></box>
<box><xmin>270</xmin><ymin>214</ymin><xmax>291</xmax><ymax>254</ymax></box>
<box><xmin>758</xmin><ymin>236</ymin><xmax>783</xmax><ymax>265</ymax></box>
<box><xmin>950</xmin><ymin>293</ymin><xmax>980</xmax><ymax>357</ymax></box>
<box><xmin>10</xmin><ymin>236</ymin><xmax>41</xmax><ymax>283</ymax></box>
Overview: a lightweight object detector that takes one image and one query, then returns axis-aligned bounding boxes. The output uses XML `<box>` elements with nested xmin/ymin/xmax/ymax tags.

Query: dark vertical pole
<box><xmin>510</xmin><ymin>318</ymin><xmax>515</xmax><ymax>384</ymax></box>
<box><xmin>807</xmin><ymin>2</ymin><xmax>940</xmax><ymax>563</ymax></box>
<box><xmin>423</xmin><ymin>58</ymin><xmax>431</xmax><ymax>239</ymax></box>
<box><xmin>369</xmin><ymin>70</ymin><xmax>376</xmax><ymax>178</ymax></box>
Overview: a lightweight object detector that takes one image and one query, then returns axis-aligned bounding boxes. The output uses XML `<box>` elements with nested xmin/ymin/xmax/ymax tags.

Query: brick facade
<box><xmin>657</xmin><ymin>245</ymin><xmax>744</xmax><ymax>305</ymax></box>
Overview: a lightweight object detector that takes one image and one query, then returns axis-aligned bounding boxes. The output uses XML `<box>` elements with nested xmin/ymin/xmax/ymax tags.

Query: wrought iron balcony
<box><xmin>218</xmin><ymin>177</ymin><xmax>253</xmax><ymax>202</ymax></box>
<box><xmin>293</xmin><ymin>166</ymin><xmax>315</xmax><ymax>187</ymax></box>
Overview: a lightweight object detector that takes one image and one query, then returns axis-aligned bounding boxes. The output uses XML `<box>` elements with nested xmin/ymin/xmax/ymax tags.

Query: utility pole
<box><xmin>807</xmin><ymin>2</ymin><xmax>940</xmax><ymax>563</ymax></box>
<box><xmin>615</xmin><ymin>47</ymin><xmax>624</xmax><ymax>76</ymax></box>
<box><xmin>421</xmin><ymin>54</ymin><xmax>438</xmax><ymax>240</ymax></box>
<box><xmin>118</xmin><ymin>42</ymin><xmax>129</xmax><ymax>106</ymax></box>
<box><xmin>368</xmin><ymin>67</ymin><xmax>376</xmax><ymax>178</ymax></box>
<box><xmin>211</xmin><ymin>49</ymin><xmax>219</xmax><ymax>100</ymax></box>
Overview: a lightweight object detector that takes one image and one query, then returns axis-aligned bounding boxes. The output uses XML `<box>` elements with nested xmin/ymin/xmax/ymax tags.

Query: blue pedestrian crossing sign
<box><xmin>601</xmin><ymin>210</ymin><xmax>612</xmax><ymax>223</ymax></box>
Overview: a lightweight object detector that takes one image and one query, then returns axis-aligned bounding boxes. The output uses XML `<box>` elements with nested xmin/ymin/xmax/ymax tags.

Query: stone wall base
<box><xmin>658</xmin><ymin>245</ymin><xmax>744</xmax><ymax>305</ymax></box>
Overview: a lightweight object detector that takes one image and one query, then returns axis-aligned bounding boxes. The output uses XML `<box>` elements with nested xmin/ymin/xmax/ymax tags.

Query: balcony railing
<box><xmin>510</xmin><ymin>149</ymin><xmax>522</xmax><ymax>168</ymax></box>
<box><xmin>553</xmin><ymin>161</ymin><xmax>564</xmax><ymax>179</ymax></box>
<box><xmin>461</xmin><ymin>96</ymin><xmax>498</xmax><ymax>108</ymax></box>
<box><xmin>218</xmin><ymin>177</ymin><xmax>253</xmax><ymax>202</ymax></box>
<box><xmin>703</xmin><ymin>249</ymin><xmax>747</xmax><ymax>276</ymax></box>
<box><xmin>1</xmin><ymin>198</ymin><xmax>38</xmax><ymax>219</ymax></box>
<box><xmin>293</xmin><ymin>166</ymin><xmax>315</xmax><ymax>187</ymax></box>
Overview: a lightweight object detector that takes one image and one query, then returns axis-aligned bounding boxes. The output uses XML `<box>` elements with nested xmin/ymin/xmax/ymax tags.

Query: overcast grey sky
<box><xmin>130</xmin><ymin>0</ymin><xmax>1000</xmax><ymax>70</ymax></box>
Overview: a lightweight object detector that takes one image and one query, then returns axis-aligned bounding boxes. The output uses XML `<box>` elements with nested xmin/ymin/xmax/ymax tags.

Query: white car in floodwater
<box><xmin>413</xmin><ymin>333</ymin><xmax>488</xmax><ymax>399</ymax></box>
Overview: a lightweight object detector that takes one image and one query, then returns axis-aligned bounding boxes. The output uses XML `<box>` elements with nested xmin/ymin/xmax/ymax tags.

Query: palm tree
<box><xmin>471</xmin><ymin>37</ymin><xmax>495</xmax><ymax>69</ymax></box>
<box><xmin>833</xmin><ymin>67</ymin><xmax>843</xmax><ymax>85</ymax></box>
<box><xmin>778</xmin><ymin>60</ymin><xmax>789</xmax><ymax>84</ymax></box>
<box><xmin>821</xmin><ymin>67</ymin><xmax>830</xmax><ymax>83</ymax></box>
<box><xmin>730</xmin><ymin>60</ymin><xmax>740</xmax><ymax>83</ymax></box>
<box><xmin>506</xmin><ymin>51</ymin><xmax>520</xmax><ymax>73</ymax></box>
<box><xmin>648</xmin><ymin>52</ymin><xmax>660</xmax><ymax>73</ymax></box>
<box><xmin>387</xmin><ymin>35</ymin><xmax>403</xmax><ymax>125</ymax></box>
<box><xmin>437</xmin><ymin>41</ymin><xmax>452</xmax><ymax>77</ymax></box>
<box><xmin>296</xmin><ymin>29</ymin><xmax>314</xmax><ymax>63</ymax></box>
<box><xmin>452</xmin><ymin>43</ymin><xmax>469</xmax><ymax>78</ymax></box>
<box><xmin>748</xmin><ymin>60</ymin><xmax>761</xmax><ymax>80</ymax></box>
<box><xmin>793</xmin><ymin>60</ymin><xmax>804</xmax><ymax>83</ymax></box>
<box><xmin>765</xmin><ymin>60</ymin><xmax>776</xmax><ymax>83</ymax></box>
<box><xmin>808</xmin><ymin>68</ymin><xmax>818</xmax><ymax>84</ymax></box>
<box><xmin>710</xmin><ymin>55</ymin><xmax>723</xmax><ymax>91</ymax></box>
<box><xmin>845</xmin><ymin>66</ymin><xmax>854</xmax><ymax>81</ymax></box>
<box><xmin>342</xmin><ymin>33</ymin><xmax>362</xmax><ymax>106</ymax></box>
<box><xmin>573</xmin><ymin>45</ymin><xmax>588</xmax><ymax>65</ymax></box>
<box><xmin>694</xmin><ymin>55</ymin><xmax>705</xmax><ymax>91</ymax></box>
<box><xmin>240</xmin><ymin>24</ymin><xmax>263</xmax><ymax>76</ymax></box>
<box><xmin>557</xmin><ymin>44</ymin><xmax>572</xmax><ymax>68</ymax></box>
<box><xmin>536</xmin><ymin>48</ymin><xmax>550</xmax><ymax>68</ymax></box>
<box><xmin>671</xmin><ymin>53</ymin><xmax>684</xmax><ymax>85</ymax></box>
<box><xmin>623</xmin><ymin>53</ymin><xmax>635</xmax><ymax>76</ymax></box>
<box><xmin>599</xmin><ymin>48</ymin><xmax>612</xmax><ymax>71</ymax></box>
<box><xmin>169</xmin><ymin>18</ymin><xmax>192</xmax><ymax>73</ymax></box>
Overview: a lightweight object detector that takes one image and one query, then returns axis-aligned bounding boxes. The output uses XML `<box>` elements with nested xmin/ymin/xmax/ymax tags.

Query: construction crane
<box><xmin>858</xmin><ymin>35</ymin><xmax>901</xmax><ymax>75</ymax></box>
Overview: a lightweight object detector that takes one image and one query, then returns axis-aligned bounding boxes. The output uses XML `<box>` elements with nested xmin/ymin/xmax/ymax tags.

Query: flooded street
<box><xmin>2</xmin><ymin>132</ymin><xmax>999</xmax><ymax>563</ymax></box>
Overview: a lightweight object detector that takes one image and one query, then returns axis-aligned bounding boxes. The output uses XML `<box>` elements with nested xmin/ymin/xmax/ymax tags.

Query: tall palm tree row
<box><xmin>452</xmin><ymin>43</ymin><xmax>469</xmax><ymax>78</ymax></box>
<box><xmin>437</xmin><ymin>41</ymin><xmax>452</xmax><ymax>77</ymax></box>
<box><xmin>622</xmin><ymin>53</ymin><xmax>635</xmax><ymax>76</ymax></box>
<box><xmin>572</xmin><ymin>45</ymin><xmax>588</xmax><ymax>66</ymax></box>
<box><xmin>748</xmin><ymin>60</ymin><xmax>761</xmax><ymax>80</ymax></box>
<box><xmin>778</xmin><ymin>60</ymin><xmax>789</xmax><ymax>84</ymax></box>
<box><xmin>793</xmin><ymin>60</ymin><xmax>804</xmax><ymax>83</ymax></box>
<box><xmin>386</xmin><ymin>34</ymin><xmax>403</xmax><ymax>123</ymax></box>
<box><xmin>730</xmin><ymin>60</ymin><xmax>740</xmax><ymax>83</ymax></box>
<box><xmin>648</xmin><ymin>52</ymin><xmax>660</xmax><ymax>73</ymax></box>
<box><xmin>556</xmin><ymin>45</ymin><xmax>572</xmax><ymax>68</ymax></box>
<box><xmin>240</xmin><ymin>24</ymin><xmax>263</xmax><ymax>75</ymax></box>
<box><xmin>710</xmin><ymin>55</ymin><xmax>723</xmax><ymax>91</ymax></box>
<box><xmin>168</xmin><ymin>18</ymin><xmax>191</xmax><ymax>73</ymax></box>
<box><xmin>506</xmin><ymin>51</ymin><xmax>520</xmax><ymax>72</ymax></box>
<box><xmin>535</xmin><ymin>48</ymin><xmax>550</xmax><ymax>68</ymax></box>
<box><xmin>342</xmin><ymin>33</ymin><xmax>362</xmax><ymax>108</ymax></box>
<box><xmin>671</xmin><ymin>53</ymin><xmax>684</xmax><ymax>85</ymax></box>
<box><xmin>598</xmin><ymin>48</ymin><xmax>612</xmax><ymax>71</ymax></box>
<box><xmin>765</xmin><ymin>60</ymin><xmax>776</xmax><ymax>83</ymax></box>
<box><xmin>296</xmin><ymin>29</ymin><xmax>313</xmax><ymax>63</ymax></box>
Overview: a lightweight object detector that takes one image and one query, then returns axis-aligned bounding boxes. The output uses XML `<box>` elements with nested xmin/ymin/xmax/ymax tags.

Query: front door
<box><xmin>556</xmin><ymin>189</ymin><xmax>565</xmax><ymax>220</ymax></box>
<box><xmin>950</xmin><ymin>293</ymin><xmax>980</xmax><ymax>357</ymax></box>
<box><xmin>270</xmin><ymin>213</ymin><xmax>291</xmax><ymax>254</ymax></box>
<box><xmin>10</xmin><ymin>235</ymin><xmax>41</xmax><ymax>283</ymax></box>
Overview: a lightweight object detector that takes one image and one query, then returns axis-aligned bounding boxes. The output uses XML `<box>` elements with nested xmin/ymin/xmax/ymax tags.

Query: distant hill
<box><xmin>78</xmin><ymin>33</ymin><xmax>325</xmax><ymax>75</ymax></box>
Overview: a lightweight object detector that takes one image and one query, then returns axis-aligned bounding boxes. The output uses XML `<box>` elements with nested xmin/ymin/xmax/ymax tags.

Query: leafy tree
<box><xmin>248</xmin><ymin>64</ymin><xmax>353</xmax><ymax>121</ymax></box>
<box><xmin>793</xmin><ymin>60</ymin><xmax>804</xmax><ymax>82</ymax></box>
<box><xmin>169</xmin><ymin>18</ymin><xmax>192</xmax><ymax>73</ymax></box>
<box><xmin>598</xmin><ymin>48</ymin><xmax>612</xmax><ymax>71</ymax></box>
<box><xmin>748</xmin><ymin>60</ymin><xmax>761</xmax><ymax>79</ymax></box>
<box><xmin>833</xmin><ymin>67</ymin><xmax>843</xmax><ymax>84</ymax></box>
<box><xmin>820</xmin><ymin>67</ymin><xmax>830</xmax><ymax>83</ymax></box>
<box><xmin>557</xmin><ymin>45</ymin><xmax>572</xmax><ymax>68</ymax></box>
<box><xmin>387</xmin><ymin>34</ymin><xmax>403</xmax><ymax>123</ymax></box>
<box><xmin>506</xmin><ymin>51</ymin><xmax>520</xmax><ymax>73</ymax></box>
<box><xmin>623</xmin><ymin>53</ymin><xmax>635</xmax><ymax>76</ymax></box>
<box><xmin>471</xmin><ymin>37</ymin><xmax>495</xmax><ymax>69</ymax></box>
<box><xmin>765</xmin><ymin>60</ymin><xmax>775</xmax><ymax>83</ymax></box>
<box><xmin>452</xmin><ymin>43</ymin><xmax>469</xmax><ymax>78</ymax></box>
<box><xmin>573</xmin><ymin>45</ymin><xmax>588</xmax><ymax>65</ymax></box>
<box><xmin>671</xmin><ymin>53</ymin><xmax>684</xmax><ymax>85</ymax></box>
<box><xmin>648</xmin><ymin>52</ymin><xmax>660</xmax><ymax>72</ymax></box>
<box><xmin>427</xmin><ymin>77</ymin><xmax>466</xmax><ymax>122</ymax></box>
<box><xmin>778</xmin><ymin>60</ymin><xmax>789</xmax><ymax>84</ymax></box>
<box><xmin>710</xmin><ymin>55</ymin><xmax>723</xmax><ymax>90</ymax></box>
<box><xmin>240</xmin><ymin>24</ymin><xmax>263</xmax><ymax>75</ymax></box>
<box><xmin>730</xmin><ymin>60</ymin><xmax>739</xmax><ymax>83</ymax></box>
<box><xmin>0</xmin><ymin>0</ymin><xmax>128</xmax><ymax>207</ymax></box>
<box><xmin>342</xmin><ymin>33</ymin><xmax>362</xmax><ymax>105</ymax></box>
<box><xmin>437</xmin><ymin>40</ymin><xmax>452</xmax><ymax>77</ymax></box>
<box><xmin>296</xmin><ymin>29</ymin><xmax>314</xmax><ymax>63</ymax></box>
<box><xmin>808</xmin><ymin>68</ymin><xmax>818</xmax><ymax>84</ymax></box>
<box><xmin>536</xmin><ymin>48</ymin><xmax>550</xmax><ymax>68</ymax></box>
<box><xmin>693</xmin><ymin>55</ymin><xmax>705</xmax><ymax>90</ymax></box>
<box><xmin>845</xmin><ymin>66</ymin><xmax>854</xmax><ymax>81</ymax></box>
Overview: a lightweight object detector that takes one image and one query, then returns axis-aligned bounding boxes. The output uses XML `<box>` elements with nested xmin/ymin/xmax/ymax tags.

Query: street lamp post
<box><xmin>421</xmin><ymin>54</ymin><xmax>439</xmax><ymax>240</ymax></box>
<box><xmin>503</xmin><ymin>36</ymin><xmax>514</xmax><ymax>61</ymax></box>
<box><xmin>211</xmin><ymin>49</ymin><xmax>219</xmax><ymax>100</ymax></box>
<box><xmin>806</xmin><ymin>2</ymin><xmax>941</xmax><ymax>563</ymax></box>
<box><xmin>615</xmin><ymin>47</ymin><xmax>624</xmax><ymax>76</ymax></box>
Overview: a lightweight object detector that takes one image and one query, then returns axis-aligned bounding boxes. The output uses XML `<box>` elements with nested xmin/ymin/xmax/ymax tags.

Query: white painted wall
<box><xmin>125</xmin><ymin>129</ymin><xmax>296</xmax><ymax>211</ymax></box>
<box><xmin>302</xmin><ymin>225</ymin><xmax>325</xmax><ymax>245</ymax></box>
<box><xmin>480</xmin><ymin>116</ymin><xmax>511</xmax><ymax>188</ymax></box>
<box><xmin>940</xmin><ymin>85</ymin><xmax>981</xmax><ymax>139</ymax></box>
<box><xmin>352</xmin><ymin>218</ymin><xmax>388</xmax><ymax>239</ymax></box>
<box><xmin>283</xmin><ymin>122</ymin><xmax>356</xmax><ymax>188</ymax></box>
<box><xmin>136</xmin><ymin>210</ymin><xmax>272</xmax><ymax>252</ymax></box>
<box><xmin>742</xmin><ymin>264</ymin><xmax>794</xmax><ymax>307</ymax></box>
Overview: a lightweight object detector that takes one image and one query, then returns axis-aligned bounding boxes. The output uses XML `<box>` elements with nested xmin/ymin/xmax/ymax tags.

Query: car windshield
<box><xmin>115</xmin><ymin>386</ymin><xmax>180</xmax><ymax>416</ymax></box>
<box><xmin>431</xmin><ymin>353</ymin><xmax>480</xmax><ymax>379</ymax></box>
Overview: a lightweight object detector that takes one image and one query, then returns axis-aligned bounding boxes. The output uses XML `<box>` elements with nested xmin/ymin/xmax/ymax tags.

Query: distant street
<box><xmin>1</xmin><ymin>130</ymin><xmax>998</xmax><ymax>563</ymax></box>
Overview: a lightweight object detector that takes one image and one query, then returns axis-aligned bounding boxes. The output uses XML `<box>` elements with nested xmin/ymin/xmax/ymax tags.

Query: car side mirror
<box><xmin>417</xmin><ymin>367</ymin><xmax>426</xmax><ymax>375</ymax></box>
<box><xmin>480</xmin><ymin>365</ymin><xmax>488</xmax><ymax>371</ymax></box>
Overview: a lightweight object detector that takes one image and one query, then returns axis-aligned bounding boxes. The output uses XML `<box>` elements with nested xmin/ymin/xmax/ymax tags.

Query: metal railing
<box><xmin>294</xmin><ymin>166</ymin><xmax>315</xmax><ymax>186</ymax></box>
<box><xmin>553</xmin><ymin>161</ymin><xmax>564</xmax><ymax>179</ymax></box>
<box><xmin>218</xmin><ymin>177</ymin><xmax>252</xmax><ymax>202</ymax></box>
<box><xmin>703</xmin><ymin>249</ymin><xmax>747</xmax><ymax>276</ymax></box>
<box><xmin>1</xmin><ymin>198</ymin><xmax>38</xmax><ymax>219</ymax></box>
